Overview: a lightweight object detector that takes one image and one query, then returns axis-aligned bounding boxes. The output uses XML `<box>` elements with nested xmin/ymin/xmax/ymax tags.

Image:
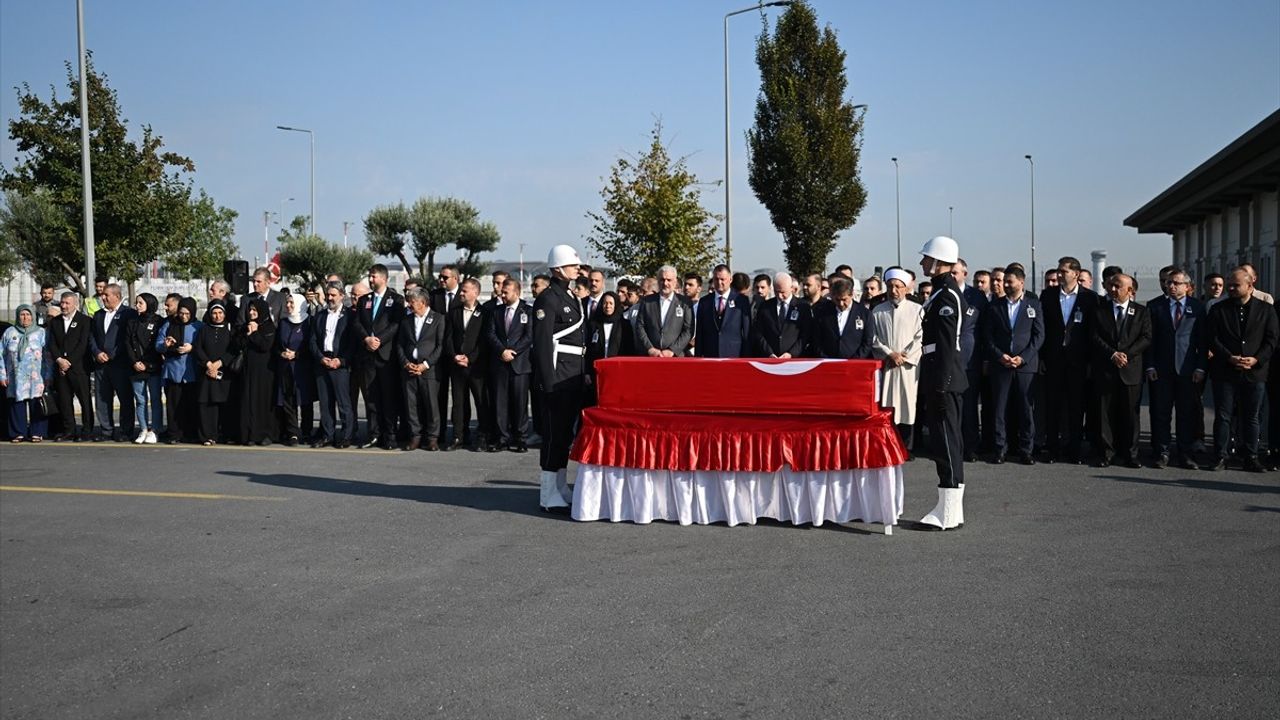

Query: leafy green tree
<box><xmin>363</xmin><ymin>203</ymin><xmax>414</xmax><ymax>276</ymax></box>
<box><xmin>586</xmin><ymin>120</ymin><xmax>721</xmax><ymax>277</ymax></box>
<box><xmin>162</xmin><ymin>190</ymin><xmax>238</xmax><ymax>282</ymax></box>
<box><xmin>747</xmin><ymin>1</ymin><xmax>867</xmax><ymax>277</ymax></box>
<box><xmin>279</xmin><ymin>233</ymin><xmax>373</xmax><ymax>292</ymax></box>
<box><xmin>455</xmin><ymin>220</ymin><xmax>500</xmax><ymax>279</ymax></box>
<box><xmin>0</xmin><ymin>56</ymin><xmax>195</xmax><ymax>293</ymax></box>
<box><xmin>0</xmin><ymin>190</ymin><xmax>68</xmax><ymax>286</ymax></box>
<box><xmin>408</xmin><ymin>196</ymin><xmax>480</xmax><ymax>284</ymax></box>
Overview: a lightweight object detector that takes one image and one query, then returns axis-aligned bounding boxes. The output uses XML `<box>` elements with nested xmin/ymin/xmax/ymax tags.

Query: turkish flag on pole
<box><xmin>268</xmin><ymin>252</ymin><xmax>282</xmax><ymax>284</ymax></box>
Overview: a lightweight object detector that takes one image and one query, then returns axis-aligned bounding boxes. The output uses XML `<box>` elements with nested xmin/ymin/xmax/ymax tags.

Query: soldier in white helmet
<box><xmin>916</xmin><ymin>236</ymin><xmax>968</xmax><ymax>530</ymax></box>
<box><xmin>532</xmin><ymin>244</ymin><xmax>588</xmax><ymax>513</ymax></box>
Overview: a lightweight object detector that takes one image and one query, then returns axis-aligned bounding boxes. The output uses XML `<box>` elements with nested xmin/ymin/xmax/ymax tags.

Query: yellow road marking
<box><xmin>0</xmin><ymin>485</ymin><xmax>285</xmax><ymax>501</ymax></box>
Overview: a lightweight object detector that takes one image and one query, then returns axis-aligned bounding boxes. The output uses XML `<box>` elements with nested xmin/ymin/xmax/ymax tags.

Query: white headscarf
<box><xmin>286</xmin><ymin>292</ymin><xmax>309</xmax><ymax>324</ymax></box>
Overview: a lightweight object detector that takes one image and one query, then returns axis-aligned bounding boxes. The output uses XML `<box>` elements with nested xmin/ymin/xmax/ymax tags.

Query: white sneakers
<box><xmin>539</xmin><ymin>470</ymin><xmax>572</xmax><ymax>510</ymax></box>
<box><xmin>135</xmin><ymin>430</ymin><xmax>158</xmax><ymax>444</ymax></box>
<box><xmin>919</xmin><ymin>487</ymin><xmax>964</xmax><ymax>530</ymax></box>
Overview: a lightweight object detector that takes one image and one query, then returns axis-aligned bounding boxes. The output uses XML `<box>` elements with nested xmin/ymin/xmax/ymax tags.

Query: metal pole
<box><xmin>309</xmin><ymin>130</ymin><xmax>315</xmax><ymax>238</ymax></box>
<box><xmin>343</xmin><ymin>221</ymin><xmax>350</xmax><ymax>248</ymax></box>
<box><xmin>949</xmin><ymin>206</ymin><xmax>954</xmax><ymax>238</ymax></box>
<box><xmin>1026</xmin><ymin>155</ymin><xmax>1036</xmax><ymax>294</ymax></box>
<box><xmin>263</xmin><ymin>211</ymin><xmax>270</xmax><ymax>262</ymax></box>
<box><xmin>76</xmin><ymin>0</ymin><xmax>95</xmax><ymax>292</ymax></box>
<box><xmin>892</xmin><ymin>158</ymin><xmax>901</xmax><ymax>266</ymax></box>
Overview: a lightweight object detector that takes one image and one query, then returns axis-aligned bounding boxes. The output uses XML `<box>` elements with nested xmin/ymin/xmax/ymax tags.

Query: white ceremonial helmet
<box><xmin>918</xmin><ymin>235</ymin><xmax>959</xmax><ymax>264</ymax></box>
<box><xmin>547</xmin><ymin>244</ymin><xmax>583</xmax><ymax>269</ymax></box>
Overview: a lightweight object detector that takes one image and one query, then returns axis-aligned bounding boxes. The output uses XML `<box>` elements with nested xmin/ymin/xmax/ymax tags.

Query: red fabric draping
<box><xmin>594</xmin><ymin>357</ymin><xmax>880</xmax><ymax>417</ymax></box>
<box><xmin>570</xmin><ymin>407</ymin><xmax>906</xmax><ymax>472</ymax></box>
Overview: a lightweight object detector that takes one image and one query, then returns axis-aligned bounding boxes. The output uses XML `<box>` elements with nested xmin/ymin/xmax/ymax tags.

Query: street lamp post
<box><xmin>342</xmin><ymin>221</ymin><xmax>352</xmax><ymax>248</ymax></box>
<box><xmin>949</xmin><ymin>206</ymin><xmax>954</xmax><ymax>238</ymax></box>
<box><xmin>724</xmin><ymin>1</ymin><xmax>793</xmax><ymax>269</ymax></box>
<box><xmin>891</xmin><ymin>157</ymin><xmax>901</xmax><ymax>266</ymax></box>
<box><xmin>277</xmin><ymin>125</ymin><xmax>315</xmax><ymax>238</ymax></box>
<box><xmin>1025</xmin><ymin>154</ymin><xmax>1036</xmax><ymax>293</ymax></box>
<box><xmin>76</xmin><ymin>0</ymin><xmax>95</xmax><ymax>292</ymax></box>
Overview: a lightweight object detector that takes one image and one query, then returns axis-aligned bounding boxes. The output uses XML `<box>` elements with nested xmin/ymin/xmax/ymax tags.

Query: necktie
<box><xmin>1115</xmin><ymin>304</ymin><xmax>1124</xmax><ymax>333</ymax></box>
<box><xmin>446</xmin><ymin>292</ymin><xmax>454</xmax><ymax>308</ymax></box>
<box><xmin>779</xmin><ymin>300</ymin><xmax>786</xmax><ymax>319</ymax></box>
<box><xmin>371</xmin><ymin>294</ymin><xmax>380</xmax><ymax>321</ymax></box>
<box><xmin>717</xmin><ymin>296</ymin><xmax>725</xmax><ymax>315</ymax></box>
<box><xmin>589</xmin><ymin>298</ymin><xmax>596</xmax><ymax>316</ymax></box>
<box><xmin>505</xmin><ymin>305</ymin><xmax>514</xmax><ymax>332</ymax></box>
<box><xmin>1174</xmin><ymin>301</ymin><xmax>1183</xmax><ymax>329</ymax></box>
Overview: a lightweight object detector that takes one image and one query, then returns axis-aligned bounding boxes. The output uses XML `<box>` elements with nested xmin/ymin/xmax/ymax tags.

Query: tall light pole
<box><xmin>277</xmin><ymin>125</ymin><xmax>314</xmax><ymax>238</ymax></box>
<box><xmin>949</xmin><ymin>206</ymin><xmax>954</xmax><ymax>237</ymax></box>
<box><xmin>1025</xmin><ymin>154</ymin><xmax>1036</xmax><ymax>293</ymax></box>
<box><xmin>891</xmin><ymin>157</ymin><xmax>901</xmax><ymax>266</ymax></box>
<box><xmin>725</xmin><ymin>0</ymin><xmax>793</xmax><ymax>270</ymax></box>
<box><xmin>76</xmin><ymin>0</ymin><xmax>95</xmax><ymax>291</ymax></box>
<box><xmin>342</xmin><ymin>220</ymin><xmax>352</xmax><ymax>248</ymax></box>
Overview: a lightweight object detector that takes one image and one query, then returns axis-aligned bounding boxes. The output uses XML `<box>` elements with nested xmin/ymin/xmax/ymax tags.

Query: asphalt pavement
<box><xmin>1</xmin><ymin>439</ymin><xmax>1277</xmax><ymax>719</ymax></box>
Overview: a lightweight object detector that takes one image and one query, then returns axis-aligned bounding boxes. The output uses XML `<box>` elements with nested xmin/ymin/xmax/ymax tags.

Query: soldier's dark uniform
<box><xmin>532</xmin><ymin>274</ymin><xmax>587</xmax><ymax>508</ymax></box>
<box><xmin>921</xmin><ymin>272</ymin><xmax>969</xmax><ymax>489</ymax></box>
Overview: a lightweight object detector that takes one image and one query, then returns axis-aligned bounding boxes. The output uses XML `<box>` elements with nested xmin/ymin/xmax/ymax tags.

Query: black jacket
<box><xmin>396</xmin><ymin>310</ymin><xmax>446</xmax><ymax>372</ymax></box>
<box><xmin>310</xmin><ymin>306</ymin><xmax>357</xmax><ymax>369</ymax></box>
<box><xmin>354</xmin><ymin>288</ymin><xmax>404</xmax><ymax>365</ymax></box>
<box><xmin>1039</xmin><ymin>286</ymin><xmax>1099</xmax><ymax>373</ymax></box>
<box><xmin>444</xmin><ymin>304</ymin><xmax>489</xmax><ymax>371</ymax></box>
<box><xmin>920</xmin><ymin>273</ymin><xmax>968</xmax><ymax>393</ymax></box>
<box><xmin>811</xmin><ymin>301</ymin><xmax>872</xmax><ymax>359</ymax></box>
<box><xmin>47</xmin><ymin>311</ymin><xmax>92</xmax><ymax>373</ymax></box>
<box><xmin>751</xmin><ymin>296</ymin><xmax>811</xmax><ymax>358</ymax></box>
<box><xmin>1205</xmin><ymin>296</ymin><xmax>1278</xmax><ymax>383</ymax></box>
<box><xmin>124</xmin><ymin>312</ymin><xmax>165</xmax><ymax>380</ymax></box>
<box><xmin>1092</xmin><ymin>299</ymin><xmax>1153</xmax><ymax>387</ymax></box>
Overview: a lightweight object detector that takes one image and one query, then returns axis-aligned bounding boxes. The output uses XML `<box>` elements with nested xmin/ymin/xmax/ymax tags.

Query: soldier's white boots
<box><xmin>540</xmin><ymin>470</ymin><xmax>571</xmax><ymax>509</ymax></box>
<box><xmin>919</xmin><ymin>487</ymin><xmax>963</xmax><ymax>530</ymax></box>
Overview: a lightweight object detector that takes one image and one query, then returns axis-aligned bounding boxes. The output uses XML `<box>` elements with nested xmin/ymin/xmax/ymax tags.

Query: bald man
<box><xmin>1091</xmin><ymin>273</ymin><xmax>1152</xmax><ymax>468</ymax></box>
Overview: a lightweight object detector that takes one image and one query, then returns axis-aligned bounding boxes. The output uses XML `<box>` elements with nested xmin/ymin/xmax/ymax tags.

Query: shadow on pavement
<box><xmin>221</xmin><ymin>471</ymin><xmax>553</xmax><ymax>518</ymax></box>
<box><xmin>1098</xmin><ymin>474</ymin><xmax>1280</xmax><ymax>495</ymax></box>
<box><xmin>1243</xmin><ymin>505</ymin><xmax>1280</xmax><ymax>514</ymax></box>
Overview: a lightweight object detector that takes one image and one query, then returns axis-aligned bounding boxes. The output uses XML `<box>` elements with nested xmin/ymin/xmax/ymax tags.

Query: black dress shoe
<box><xmin>1097</xmin><ymin>457</ymin><xmax>1112</xmax><ymax>468</ymax></box>
<box><xmin>284</xmin><ymin>436</ymin><xmax>298</xmax><ymax>447</ymax></box>
<box><xmin>1175</xmin><ymin>455</ymin><xmax>1198</xmax><ymax>470</ymax></box>
<box><xmin>1202</xmin><ymin>457</ymin><xmax>1226</xmax><ymax>472</ymax></box>
<box><xmin>336</xmin><ymin>439</ymin><xmax>351</xmax><ymax>449</ymax></box>
<box><xmin>310</xmin><ymin>438</ymin><xmax>329</xmax><ymax>448</ymax></box>
<box><xmin>990</xmin><ymin>454</ymin><xmax>1006</xmax><ymax>465</ymax></box>
<box><xmin>403</xmin><ymin>437</ymin><xmax>421</xmax><ymax>451</ymax></box>
<box><xmin>539</xmin><ymin>505</ymin><xmax>571</xmax><ymax>516</ymax></box>
<box><xmin>358</xmin><ymin>438</ymin><xmax>380</xmax><ymax>449</ymax></box>
<box><xmin>510</xmin><ymin>443</ymin><xmax>528</xmax><ymax>453</ymax></box>
<box><xmin>1121</xmin><ymin>457</ymin><xmax>1141</xmax><ymax>469</ymax></box>
<box><xmin>1243</xmin><ymin>457</ymin><xmax>1266</xmax><ymax>473</ymax></box>
<box><xmin>1153</xmin><ymin>453</ymin><xmax>1168</xmax><ymax>469</ymax></box>
<box><xmin>963</xmin><ymin>451</ymin><xmax>978</xmax><ymax>463</ymax></box>
<box><xmin>445</xmin><ymin>441</ymin><xmax>464</xmax><ymax>452</ymax></box>
<box><xmin>258</xmin><ymin>438</ymin><xmax>272</xmax><ymax>447</ymax></box>
<box><xmin>425</xmin><ymin>438</ymin><xmax>440</xmax><ymax>452</ymax></box>
<box><xmin>486</xmin><ymin>443</ymin><xmax>502</xmax><ymax>453</ymax></box>
<box><xmin>1017</xmin><ymin>453</ymin><xmax>1036</xmax><ymax>466</ymax></box>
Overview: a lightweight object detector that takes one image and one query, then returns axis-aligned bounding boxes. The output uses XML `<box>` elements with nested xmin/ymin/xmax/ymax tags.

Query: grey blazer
<box><xmin>634</xmin><ymin>295</ymin><xmax>694</xmax><ymax>356</ymax></box>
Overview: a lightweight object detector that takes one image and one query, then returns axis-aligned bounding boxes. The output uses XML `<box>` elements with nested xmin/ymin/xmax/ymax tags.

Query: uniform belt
<box><xmin>553</xmin><ymin>343</ymin><xmax>586</xmax><ymax>356</ymax></box>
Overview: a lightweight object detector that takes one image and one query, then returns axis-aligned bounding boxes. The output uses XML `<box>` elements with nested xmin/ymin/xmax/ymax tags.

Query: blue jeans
<box><xmin>131</xmin><ymin>375</ymin><xmax>164</xmax><ymax>433</ymax></box>
<box><xmin>1212</xmin><ymin>378</ymin><xmax>1265</xmax><ymax>459</ymax></box>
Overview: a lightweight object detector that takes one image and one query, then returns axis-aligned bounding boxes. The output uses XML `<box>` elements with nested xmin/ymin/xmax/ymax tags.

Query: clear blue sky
<box><xmin>2</xmin><ymin>0</ymin><xmax>1277</xmax><ymax>279</ymax></box>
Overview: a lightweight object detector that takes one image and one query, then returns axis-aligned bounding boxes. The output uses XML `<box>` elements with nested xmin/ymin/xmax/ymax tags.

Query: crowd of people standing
<box><xmin>3</xmin><ymin>249</ymin><xmax>1276</xmax><ymax>487</ymax></box>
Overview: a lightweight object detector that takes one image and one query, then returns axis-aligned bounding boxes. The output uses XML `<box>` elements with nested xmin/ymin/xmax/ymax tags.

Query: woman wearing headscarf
<box><xmin>583</xmin><ymin>291</ymin><xmax>625</xmax><ymax>408</ymax></box>
<box><xmin>0</xmin><ymin>306</ymin><xmax>50</xmax><ymax>442</ymax></box>
<box><xmin>237</xmin><ymin>297</ymin><xmax>276</xmax><ymax>445</ymax></box>
<box><xmin>275</xmin><ymin>292</ymin><xmax>315</xmax><ymax>445</ymax></box>
<box><xmin>126</xmin><ymin>293</ymin><xmax>165</xmax><ymax>444</ymax></box>
<box><xmin>155</xmin><ymin>297</ymin><xmax>201</xmax><ymax>443</ymax></box>
<box><xmin>194</xmin><ymin>300</ymin><xmax>237</xmax><ymax>446</ymax></box>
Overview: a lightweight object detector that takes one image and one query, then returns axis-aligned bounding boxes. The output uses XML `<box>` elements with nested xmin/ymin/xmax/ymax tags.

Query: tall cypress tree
<box><xmin>747</xmin><ymin>1</ymin><xmax>866</xmax><ymax>277</ymax></box>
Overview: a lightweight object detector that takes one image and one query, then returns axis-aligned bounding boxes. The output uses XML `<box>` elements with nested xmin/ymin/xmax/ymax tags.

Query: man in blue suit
<box><xmin>694</xmin><ymin>264</ymin><xmax>751</xmax><ymax>358</ymax></box>
<box><xmin>1144</xmin><ymin>269</ymin><xmax>1207</xmax><ymax>469</ymax></box>
<box><xmin>953</xmin><ymin>259</ymin><xmax>989</xmax><ymax>461</ymax></box>
<box><xmin>89</xmin><ymin>283</ymin><xmax>138</xmax><ymax>441</ymax></box>
<box><xmin>982</xmin><ymin>265</ymin><xmax>1044</xmax><ymax>464</ymax></box>
<box><xmin>486</xmin><ymin>277</ymin><xmax>534</xmax><ymax>452</ymax></box>
<box><xmin>811</xmin><ymin>277</ymin><xmax>871</xmax><ymax>359</ymax></box>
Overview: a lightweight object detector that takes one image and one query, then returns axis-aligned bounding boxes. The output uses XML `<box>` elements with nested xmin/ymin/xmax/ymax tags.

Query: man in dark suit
<box><xmin>812</xmin><ymin>277</ymin><xmax>871</xmax><ymax>359</ymax></box>
<box><xmin>751</xmin><ymin>272</ymin><xmax>812</xmax><ymax>358</ymax></box>
<box><xmin>952</xmin><ymin>259</ymin><xmax>989</xmax><ymax>461</ymax></box>
<box><xmin>1091</xmin><ymin>273</ymin><xmax>1152</xmax><ymax>468</ymax></box>
<box><xmin>430</xmin><ymin>264</ymin><xmax>462</xmax><ymax>445</ymax></box>
<box><xmin>397</xmin><ymin>287</ymin><xmax>446</xmax><ymax>451</ymax></box>
<box><xmin>89</xmin><ymin>283</ymin><xmax>138</xmax><ymax>441</ymax></box>
<box><xmin>1144</xmin><ymin>269</ymin><xmax>1207</xmax><ymax>469</ymax></box>
<box><xmin>239</xmin><ymin>267</ymin><xmax>286</xmax><ymax>324</ymax></box>
<box><xmin>635</xmin><ymin>265</ymin><xmax>694</xmax><ymax>357</ymax></box>
<box><xmin>48</xmin><ymin>291</ymin><xmax>94</xmax><ymax>439</ymax></box>
<box><xmin>1038</xmin><ymin>256</ymin><xmax>1099</xmax><ymax>464</ymax></box>
<box><xmin>310</xmin><ymin>282</ymin><xmax>356</xmax><ymax>448</ymax></box>
<box><xmin>694</xmin><ymin>264</ymin><xmax>751</xmax><ymax>358</ymax></box>
<box><xmin>354</xmin><ymin>264</ymin><xmax>404</xmax><ymax>449</ymax></box>
<box><xmin>443</xmin><ymin>278</ymin><xmax>490</xmax><ymax>451</ymax></box>
<box><xmin>982</xmin><ymin>266</ymin><xmax>1044</xmax><ymax>464</ymax></box>
<box><xmin>204</xmin><ymin>280</ymin><xmax>240</xmax><ymax>325</ymax></box>
<box><xmin>1203</xmin><ymin>268</ymin><xmax>1278</xmax><ymax>472</ymax></box>
<box><xmin>580</xmin><ymin>268</ymin><xmax>607</xmax><ymax>320</ymax></box>
<box><xmin>486</xmin><ymin>277</ymin><xmax>534</xmax><ymax>452</ymax></box>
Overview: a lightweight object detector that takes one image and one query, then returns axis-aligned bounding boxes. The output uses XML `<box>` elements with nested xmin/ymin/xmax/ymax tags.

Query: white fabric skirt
<box><xmin>572</xmin><ymin>464</ymin><xmax>903</xmax><ymax>528</ymax></box>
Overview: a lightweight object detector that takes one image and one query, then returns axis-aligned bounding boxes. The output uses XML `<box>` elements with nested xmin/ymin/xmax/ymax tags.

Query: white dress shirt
<box><xmin>323</xmin><ymin>309</ymin><xmax>340</xmax><ymax>353</ymax></box>
<box><xmin>837</xmin><ymin>306</ymin><xmax>849</xmax><ymax>335</ymax></box>
<box><xmin>412</xmin><ymin>312</ymin><xmax>428</xmax><ymax>360</ymax></box>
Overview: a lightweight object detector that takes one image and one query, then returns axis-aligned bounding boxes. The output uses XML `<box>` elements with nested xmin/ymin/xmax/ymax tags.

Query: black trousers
<box><xmin>962</xmin><ymin>368</ymin><xmax>982</xmax><ymax>454</ymax></box>
<box><xmin>436</xmin><ymin>358</ymin><xmax>453</xmax><ymax>442</ymax></box>
<box><xmin>316</xmin><ymin>367</ymin><xmax>353</xmax><ymax>442</ymax></box>
<box><xmin>926</xmin><ymin>389</ymin><xmax>964</xmax><ymax>489</ymax></box>
<box><xmin>894</xmin><ymin>422</ymin><xmax>914</xmax><ymax>452</ymax></box>
<box><xmin>350</xmin><ymin>362</ymin><xmax>369</xmax><ymax>439</ymax></box>
<box><xmin>164</xmin><ymin>382</ymin><xmax>196</xmax><ymax>442</ymax></box>
<box><xmin>1044</xmin><ymin>363</ymin><xmax>1089</xmax><ymax>460</ymax></box>
<box><xmin>539</xmin><ymin>377</ymin><xmax>584</xmax><ymax>472</ymax></box>
<box><xmin>493</xmin><ymin>368</ymin><xmax>530</xmax><ymax>446</ymax></box>
<box><xmin>991</xmin><ymin>370</ymin><xmax>1035</xmax><ymax>456</ymax></box>
<box><xmin>1097</xmin><ymin>379</ymin><xmax>1141</xmax><ymax>461</ymax></box>
<box><xmin>198</xmin><ymin>402</ymin><xmax>224</xmax><ymax>443</ymax></box>
<box><xmin>54</xmin><ymin>370</ymin><xmax>93</xmax><ymax>435</ymax></box>
<box><xmin>449</xmin><ymin>365</ymin><xmax>486</xmax><ymax>445</ymax></box>
<box><xmin>360</xmin><ymin>359</ymin><xmax>401</xmax><ymax>442</ymax></box>
<box><xmin>404</xmin><ymin>370</ymin><xmax>440</xmax><ymax>439</ymax></box>
<box><xmin>1149</xmin><ymin>374</ymin><xmax>1204</xmax><ymax>457</ymax></box>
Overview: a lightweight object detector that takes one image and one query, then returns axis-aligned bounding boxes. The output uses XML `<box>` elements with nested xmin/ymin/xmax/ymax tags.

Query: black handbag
<box><xmin>228</xmin><ymin>352</ymin><xmax>245</xmax><ymax>374</ymax></box>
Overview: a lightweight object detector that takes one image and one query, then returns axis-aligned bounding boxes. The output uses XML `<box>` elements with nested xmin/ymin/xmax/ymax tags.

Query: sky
<box><xmin>2</xmin><ymin>0</ymin><xmax>1278</xmax><ymax>282</ymax></box>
